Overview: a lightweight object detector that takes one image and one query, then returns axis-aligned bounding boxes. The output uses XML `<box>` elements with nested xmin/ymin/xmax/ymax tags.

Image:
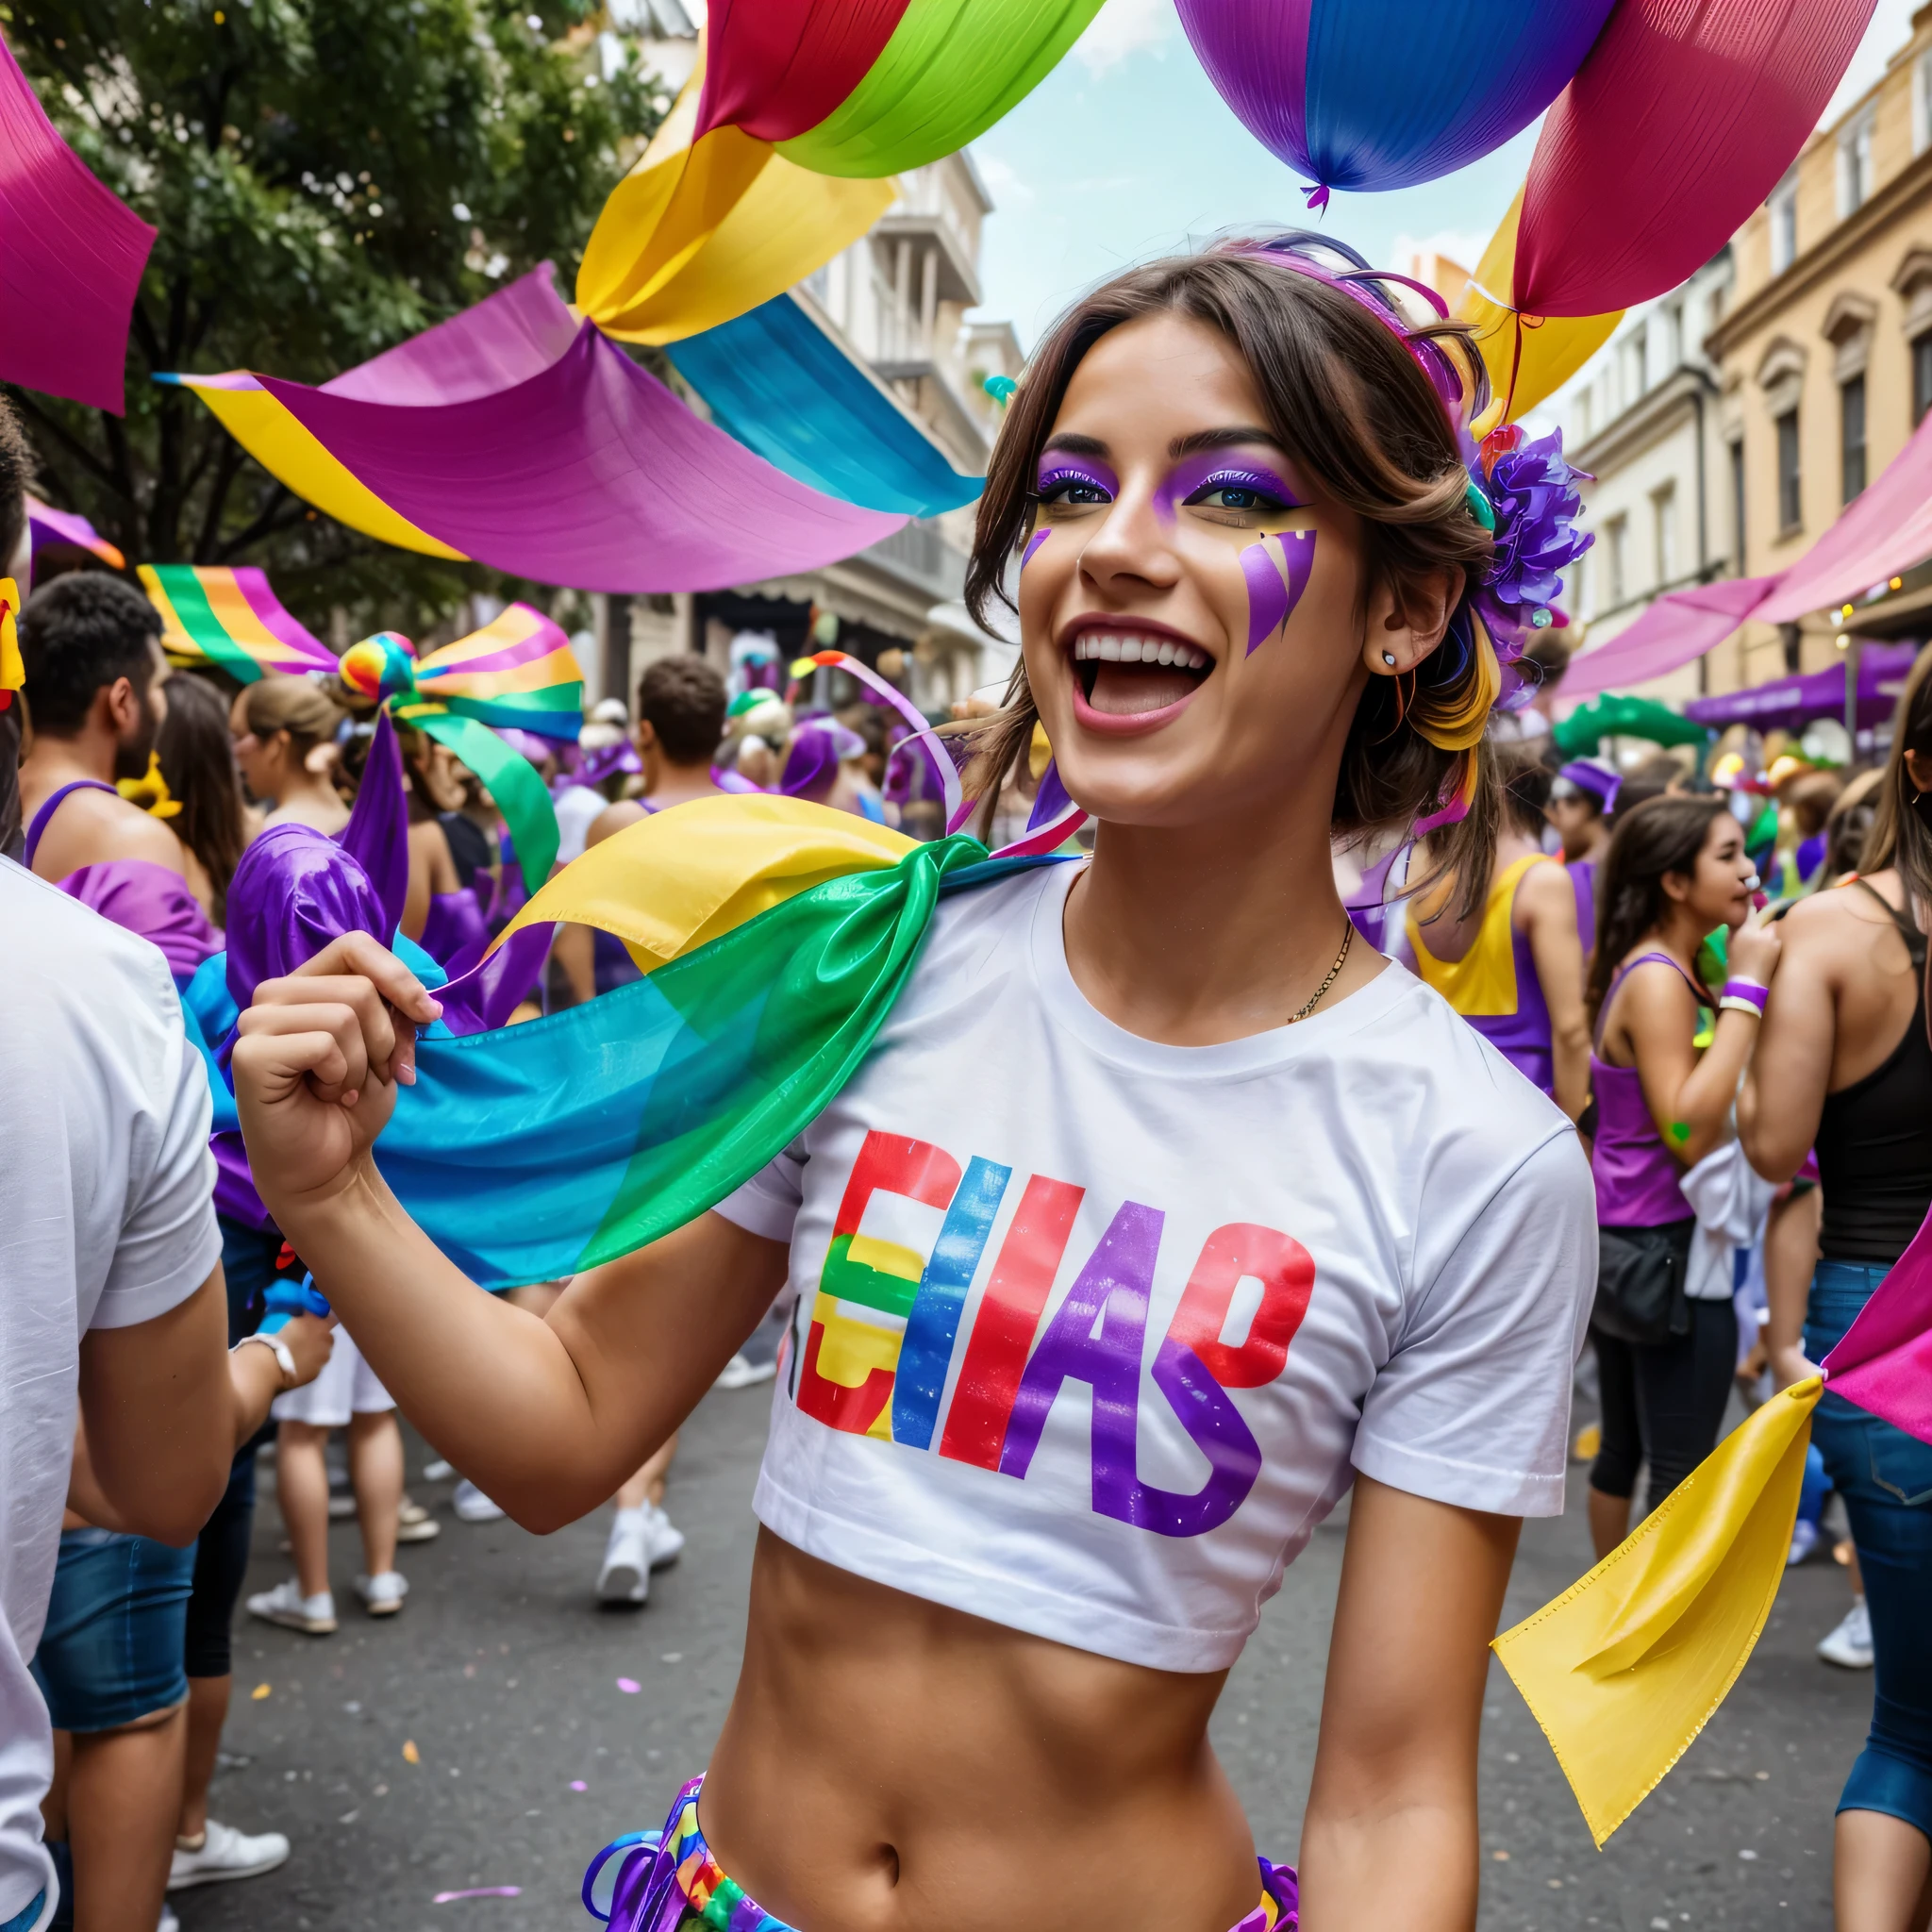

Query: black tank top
<box><xmin>1816</xmin><ymin>882</ymin><xmax>1932</xmax><ymax>1264</ymax></box>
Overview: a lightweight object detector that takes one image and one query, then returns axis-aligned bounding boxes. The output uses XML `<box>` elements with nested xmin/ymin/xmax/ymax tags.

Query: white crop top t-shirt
<box><xmin>714</xmin><ymin>860</ymin><xmax>1596</xmax><ymax>1673</ymax></box>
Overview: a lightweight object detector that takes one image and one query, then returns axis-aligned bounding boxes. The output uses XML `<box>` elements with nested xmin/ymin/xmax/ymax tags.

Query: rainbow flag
<box><xmin>140</xmin><ymin>563</ymin><xmax>338</xmax><ymax>682</ymax></box>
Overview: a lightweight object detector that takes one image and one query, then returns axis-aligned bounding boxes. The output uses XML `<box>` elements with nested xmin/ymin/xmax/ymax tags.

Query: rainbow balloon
<box><xmin>139</xmin><ymin>564</ymin><xmax>339</xmax><ymax>682</ymax></box>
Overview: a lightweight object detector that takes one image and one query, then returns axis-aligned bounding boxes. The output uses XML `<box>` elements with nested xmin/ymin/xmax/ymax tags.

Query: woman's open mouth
<box><xmin>1069</xmin><ymin>626</ymin><xmax>1213</xmax><ymax>722</ymax></box>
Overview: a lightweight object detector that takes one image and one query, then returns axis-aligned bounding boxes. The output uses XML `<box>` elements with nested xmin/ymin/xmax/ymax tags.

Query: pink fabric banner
<box><xmin>0</xmin><ymin>27</ymin><xmax>156</xmax><ymax>412</ymax></box>
<box><xmin>1757</xmin><ymin>402</ymin><xmax>1932</xmax><ymax>624</ymax></box>
<box><xmin>1557</xmin><ymin>576</ymin><xmax>1777</xmax><ymax>699</ymax></box>
<box><xmin>1515</xmin><ymin>0</ymin><xmax>1875</xmax><ymax>318</ymax></box>
<box><xmin>1824</xmin><ymin>1200</ymin><xmax>1932</xmax><ymax>1449</ymax></box>
<box><xmin>258</xmin><ymin>323</ymin><xmax>905</xmax><ymax>593</ymax></box>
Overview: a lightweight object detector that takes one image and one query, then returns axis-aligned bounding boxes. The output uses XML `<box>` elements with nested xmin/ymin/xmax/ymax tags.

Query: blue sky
<box><xmin>971</xmin><ymin>0</ymin><xmax>1921</xmax><ymax>351</ymax></box>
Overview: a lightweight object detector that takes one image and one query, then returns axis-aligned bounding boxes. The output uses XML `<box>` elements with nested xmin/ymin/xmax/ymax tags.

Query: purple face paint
<box><xmin>1021</xmin><ymin>528</ymin><xmax>1051</xmax><ymax>569</ymax></box>
<box><xmin>1154</xmin><ymin>448</ymin><xmax>1307</xmax><ymax>525</ymax></box>
<box><xmin>1240</xmin><ymin>529</ymin><xmax>1317</xmax><ymax>656</ymax></box>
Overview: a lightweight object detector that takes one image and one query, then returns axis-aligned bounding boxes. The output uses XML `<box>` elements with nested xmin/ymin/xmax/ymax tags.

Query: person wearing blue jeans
<box><xmin>1742</xmin><ymin>694</ymin><xmax>1932</xmax><ymax>1932</ymax></box>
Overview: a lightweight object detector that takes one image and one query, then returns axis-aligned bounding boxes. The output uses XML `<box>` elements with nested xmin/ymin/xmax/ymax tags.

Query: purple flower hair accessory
<box><xmin>1469</xmin><ymin>425</ymin><xmax>1592</xmax><ymax>651</ymax></box>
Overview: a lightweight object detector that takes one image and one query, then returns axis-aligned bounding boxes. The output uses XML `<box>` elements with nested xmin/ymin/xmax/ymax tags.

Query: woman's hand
<box><xmin>1770</xmin><ymin>1340</ymin><xmax>1819</xmax><ymax>1392</ymax></box>
<box><xmin>232</xmin><ymin>933</ymin><xmax>442</xmax><ymax>1220</ymax></box>
<box><xmin>1727</xmin><ymin>907</ymin><xmax>1783</xmax><ymax>987</ymax></box>
<box><xmin>275</xmin><ymin>1310</ymin><xmax>339</xmax><ymax>1390</ymax></box>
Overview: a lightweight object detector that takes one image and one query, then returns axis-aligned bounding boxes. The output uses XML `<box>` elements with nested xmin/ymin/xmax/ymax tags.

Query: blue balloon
<box><xmin>1176</xmin><ymin>0</ymin><xmax>1620</xmax><ymax>197</ymax></box>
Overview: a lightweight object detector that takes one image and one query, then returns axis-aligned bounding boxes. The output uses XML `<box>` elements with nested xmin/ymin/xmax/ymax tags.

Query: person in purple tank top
<box><xmin>18</xmin><ymin>575</ymin><xmax>223</xmax><ymax>984</ymax></box>
<box><xmin>1547</xmin><ymin>757</ymin><xmax>1619</xmax><ymax>962</ymax></box>
<box><xmin>1584</xmin><ymin>794</ymin><xmax>1780</xmax><ymax>1561</ymax></box>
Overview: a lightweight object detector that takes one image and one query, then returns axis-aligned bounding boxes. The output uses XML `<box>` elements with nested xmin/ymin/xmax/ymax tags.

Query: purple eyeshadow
<box><xmin>1035</xmin><ymin>451</ymin><xmax>1118</xmax><ymax>497</ymax></box>
<box><xmin>1155</xmin><ymin>448</ymin><xmax>1306</xmax><ymax>523</ymax></box>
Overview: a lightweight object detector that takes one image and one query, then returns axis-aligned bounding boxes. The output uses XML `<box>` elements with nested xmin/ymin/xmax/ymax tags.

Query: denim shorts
<box><xmin>29</xmin><ymin>1529</ymin><xmax>195</xmax><ymax>1733</ymax></box>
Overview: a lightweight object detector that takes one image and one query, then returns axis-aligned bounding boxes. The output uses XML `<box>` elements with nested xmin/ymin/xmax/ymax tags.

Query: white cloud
<box><xmin>1074</xmin><ymin>0</ymin><xmax>1174</xmax><ymax>75</ymax></box>
<box><xmin>976</xmin><ymin>153</ymin><xmax>1035</xmax><ymax>209</ymax></box>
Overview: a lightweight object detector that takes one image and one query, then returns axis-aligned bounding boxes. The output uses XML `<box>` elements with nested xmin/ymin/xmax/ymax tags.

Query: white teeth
<box><xmin>1071</xmin><ymin>633</ymin><xmax>1211</xmax><ymax>670</ymax></box>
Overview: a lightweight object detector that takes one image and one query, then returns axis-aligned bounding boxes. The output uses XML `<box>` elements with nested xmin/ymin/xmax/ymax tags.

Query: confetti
<box><xmin>403</xmin><ymin>1740</ymin><xmax>421</xmax><ymax>1764</ymax></box>
<box><xmin>433</xmin><ymin>1888</ymin><xmax>522</xmax><ymax>1904</ymax></box>
<box><xmin>616</xmin><ymin>1677</ymin><xmax>641</xmax><ymax>1694</ymax></box>
<box><xmin>251</xmin><ymin>1683</ymin><xmax>272</xmax><ymax>1700</ymax></box>
<box><xmin>570</xmin><ymin>1781</ymin><xmax>587</xmax><ymax>1792</ymax></box>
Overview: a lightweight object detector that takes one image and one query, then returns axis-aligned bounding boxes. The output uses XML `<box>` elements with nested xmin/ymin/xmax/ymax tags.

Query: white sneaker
<box><xmin>597</xmin><ymin>1511</ymin><xmax>649</xmax><ymax>1605</ymax></box>
<box><xmin>354</xmin><ymin>1570</ymin><xmax>408</xmax><ymax>1616</ymax></box>
<box><xmin>643</xmin><ymin>1503</ymin><xmax>685</xmax><ymax>1569</ymax></box>
<box><xmin>395</xmin><ymin>1497</ymin><xmax>441</xmax><ymax>1543</ymax></box>
<box><xmin>422</xmin><ymin>1458</ymin><xmax>455</xmax><ymax>1482</ymax></box>
<box><xmin>1818</xmin><ymin>1597</ymin><xmax>1874</xmax><ymax>1669</ymax></box>
<box><xmin>713</xmin><ymin>1351</ymin><xmax>776</xmax><ymax>1391</ymax></box>
<box><xmin>1787</xmin><ymin>1517</ymin><xmax>1820</xmax><ymax>1566</ymax></box>
<box><xmin>245</xmin><ymin>1578</ymin><xmax>337</xmax><ymax>1635</ymax></box>
<box><xmin>168</xmin><ymin>1817</ymin><xmax>291</xmax><ymax>1890</ymax></box>
<box><xmin>158</xmin><ymin>1907</ymin><xmax>179</xmax><ymax>1932</ymax></box>
<box><xmin>453</xmin><ymin>1478</ymin><xmax>505</xmax><ymax>1523</ymax></box>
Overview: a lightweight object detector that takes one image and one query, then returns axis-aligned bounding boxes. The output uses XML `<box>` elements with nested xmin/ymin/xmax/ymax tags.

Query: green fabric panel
<box><xmin>415</xmin><ymin>711</ymin><xmax>559</xmax><ymax>891</ymax></box>
<box><xmin>1552</xmin><ymin>693</ymin><xmax>1708</xmax><ymax>757</ymax></box>
<box><xmin>776</xmin><ymin>0</ymin><xmax>1107</xmax><ymax>177</ymax></box>
<box><xmin>153</xmin><ymin>565</ymin><xmax>263</xmax><ymax>684</ymax></box>
<box><xmin>576</xmin><ymin>832</ymin><xmax>990</xmax><ymax>1271</ymax></box>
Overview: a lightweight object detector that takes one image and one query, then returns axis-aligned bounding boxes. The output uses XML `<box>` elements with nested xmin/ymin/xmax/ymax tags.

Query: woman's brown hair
<box><xmin>955</xmin><ymin>233</ymin><xmax>1502</xmax><ymax>913</ymax></box>
<box><xmin>158</xmin><ymin>670</ymin><xmax>249</xmax><ymax>923</ymax></box>
<box><xmin>1587</xmin><ymin>793</ymin><xmax>1732</xmax><ymax>1026</ymax></box>
<box><xmin>1859</xmin><ymin>641</ymin><xmax>1932</xmax><ymax>908</ymax></box>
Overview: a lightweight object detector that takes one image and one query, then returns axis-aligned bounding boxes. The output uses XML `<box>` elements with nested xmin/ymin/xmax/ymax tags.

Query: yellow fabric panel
<box><xmin>494</xmin><ymin>793</ymin><xmax>913</xmax><ymax>969</ymax></box>
<box><xmin>139</xmin><ymin>566</ymin><xmax>198</xmax><ymax>664</ymax></box>
<box><xmin>178</xmin><ymin>382</ymin><xmax>465</xmax><ymax>560</ymax></box>
<box><xmin>1408</xmin><ymin>854</ymin><xmax>1548</xmax><ymax>1018</ymax></box>
<box><xmin>614</xmin><ymin>158</ymin><xmax>894</xmax><ymax>346</ymax></box>
<box><xmin>1493</xmin><ymin>1378</ymin><xmax>1820</xmax><ymax>1846</ymax></box>
<box><xmin>421</xmin><ymin>647</ymin><xmax>581</xmax><ymax>700</ymax></box>
<box><xmin>1458</xmin><ymin>188</ymin><xmax>1624</xmax><ymax>436</ymax></box>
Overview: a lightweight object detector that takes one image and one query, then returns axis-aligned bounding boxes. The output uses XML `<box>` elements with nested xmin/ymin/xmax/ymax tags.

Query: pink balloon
<box><xmin>1514</xmin><ymin>0</ymin><xmax>1876</xmax><ymax>319</ymax></box>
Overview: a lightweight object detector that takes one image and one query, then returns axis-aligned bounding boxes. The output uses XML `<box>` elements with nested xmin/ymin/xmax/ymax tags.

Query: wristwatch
<box><xmin>233</xmin><ymin>1331</ymin><xmax>298</xmax><ymax>1391</ymax></box>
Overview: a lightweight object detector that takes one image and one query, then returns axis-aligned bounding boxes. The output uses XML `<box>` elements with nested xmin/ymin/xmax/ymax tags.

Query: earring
<box><xmin>1381</xmin><ymin>651</ymin><xmax>1398</xmax><ymax>668</ymax></box>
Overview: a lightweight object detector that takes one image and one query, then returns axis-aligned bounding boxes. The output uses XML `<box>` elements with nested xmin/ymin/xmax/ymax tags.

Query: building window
<box><xmin>1915</xmin><ymin>329</ymin><xmax>1932</xmax><ymax>425</ymax></box>
<box><xmin>1571</xmin><ymin>554</ymin><xmax>1590</xmax><ymax>621</ymax></box>
<box><xmin>1769</xmin><ymin>171</ymin><xmax>1798</xmax><ymax>274</ymax></box>
<box><xmin>1606</xmin><ymin>515</ymin><xmax>1627</xmax><ymax>608</ymax></box>
<box><xmin>1652</xmin><ymin>484</ymin><xmax>1677</xmax><ymax>587</ymax></box>
<box><xmin>1776</xmin><ymin>408</ymin><xmax>1802</xmax><ymax>534</ymax></box>
<box><xmin>1729</xmin><ymin>439</ymin><xmax>1746</xmax><ymax>572</ymax></box>
<box><xmin>1841</xmin><ymin>374</ymin><xmax>1868</xmax><ymax>503</ymax></box>
<box><xmin>1917</xmin><ymin>48</ymin><xmax>1932</xmax><ymax>156</ymax></box>
<box><xmin>1619</xmin><ymin>327</ymin><xmax>1647</xmax><ymax>407</ymax></box>
<box><xmin>1838</xmin><ymin>108</ymin><xmax>1876</xmax><ymax>217</ymax></box>
<box><xmin>1660</xmin><ymin>301</ymin><xmax>1684</xmax><ymax>371</ymax></box>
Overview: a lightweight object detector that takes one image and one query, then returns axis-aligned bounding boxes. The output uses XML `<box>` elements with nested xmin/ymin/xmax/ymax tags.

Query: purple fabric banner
<box><xmin>0</xmin><ymin>28</ymin><xmax>156</xmax><ymax>412</ymax></box>
<box><xmin>337</xmin><ymin>710</ymin><xmax>408</xmax><ymax>938</ymax></box>
<box><xmin>258</xmin><ymin>323</ymin><xmax>905</xmax><ymax>593</ymax></box>
<box><xmin>1683</xmin><ymin>642</ymin><xmax>1917</xmax><ymax>735</ymax></box>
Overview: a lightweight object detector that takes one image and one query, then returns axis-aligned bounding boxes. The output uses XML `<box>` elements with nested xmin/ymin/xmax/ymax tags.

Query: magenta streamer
<box><xmin>0</xmin><ymin>28</ymin><xmax>156</xmax><ymax>412</ymax></box>
<box><xmin>1824</xmin><ymin>1208</ymin><xmax>1932</xmax><ymax>1449</ymax></box>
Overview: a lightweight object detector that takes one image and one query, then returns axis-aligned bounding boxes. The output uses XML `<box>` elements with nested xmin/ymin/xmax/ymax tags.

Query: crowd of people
<box><xmin>3</xmin><ymin>227</ymin><xmax>1928</xmax><ymax>1932</ymax></box>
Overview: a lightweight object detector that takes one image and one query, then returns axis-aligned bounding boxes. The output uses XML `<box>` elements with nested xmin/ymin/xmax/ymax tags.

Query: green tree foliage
<box><xmin>4</xmin><ymin>0</ymin><xmax>663</xmax><ymax>633</ymax></box>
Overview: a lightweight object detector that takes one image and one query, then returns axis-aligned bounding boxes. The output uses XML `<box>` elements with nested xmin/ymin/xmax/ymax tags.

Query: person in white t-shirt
<box><xmin>229</xmin><ymin>235</ymin><xmax>1595</xmax><ymax>1932</ymax></box>
<box><xmin>0</xmin><ymin>860</ymin><xmax>331</xmax><ymax>1932</ymax></box>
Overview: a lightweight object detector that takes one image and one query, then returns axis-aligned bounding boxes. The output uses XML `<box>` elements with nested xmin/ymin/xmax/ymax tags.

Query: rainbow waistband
<box><xmin>584</xmin><ymin>1774</ymin><xmax>1299</xmax><ymax>1931</ymax></box>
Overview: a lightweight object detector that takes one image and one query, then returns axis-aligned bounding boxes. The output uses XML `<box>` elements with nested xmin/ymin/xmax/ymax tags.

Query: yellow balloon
<box><xmin>1457</xmin><ymin>186</ymin><xmax>1623</xmax><ymax>436</ymax></box>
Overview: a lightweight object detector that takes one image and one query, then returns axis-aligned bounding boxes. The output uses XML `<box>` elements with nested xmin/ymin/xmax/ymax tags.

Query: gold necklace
<box><xmin>1288</xmin><ymin>919</ymin><xmax>1354</xmax><ymax>1024</ymax></box>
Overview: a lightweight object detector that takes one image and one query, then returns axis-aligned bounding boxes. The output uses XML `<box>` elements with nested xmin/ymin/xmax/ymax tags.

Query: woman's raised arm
<box><xmin>232</xmin><ymin>932</ymin><xmax>788</xmax><ymax>1532</ymax></box>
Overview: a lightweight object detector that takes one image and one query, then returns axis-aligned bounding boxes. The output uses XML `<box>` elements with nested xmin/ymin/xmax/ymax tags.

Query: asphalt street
<box><xmin>181</xmin><ymin>1386</ymin><xmax>1874</xmax><ymax>1932</ymax></box>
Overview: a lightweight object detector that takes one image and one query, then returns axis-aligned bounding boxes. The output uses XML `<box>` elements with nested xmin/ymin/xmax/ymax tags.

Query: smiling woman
<box><xmin>228</xmin><ymin>232</ymin><xmax>1598</xmax><ymax>1932</ymax></box>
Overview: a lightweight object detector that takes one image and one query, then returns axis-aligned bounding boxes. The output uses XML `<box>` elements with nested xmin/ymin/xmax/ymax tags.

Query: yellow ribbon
<box><xmin>0</xmin><ymin>577</ymin><xmax>21</xmax><ymax>700</ymax></box>
<box><xmin>116</xmin><ymin>749</ymin><xmax>184</xmax><ymax>820</ymax></box>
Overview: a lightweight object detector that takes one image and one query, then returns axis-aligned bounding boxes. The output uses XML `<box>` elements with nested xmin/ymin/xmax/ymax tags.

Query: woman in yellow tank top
<box><xmin>1408</xmin><ymin>745</ymin><xmax>1590</xmax><ymax>1117</ymax></box>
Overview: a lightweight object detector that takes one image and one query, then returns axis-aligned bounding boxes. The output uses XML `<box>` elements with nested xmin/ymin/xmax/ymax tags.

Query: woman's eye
<box><xmin>1186</xmin><ymin>480</ymin><xmax>1289</xmax><ymax>514</ymax></box>
<box><xmin>1038</xmin><ymin>472</ymin><xmax>1113</xmax><ymax>507</ymax></box>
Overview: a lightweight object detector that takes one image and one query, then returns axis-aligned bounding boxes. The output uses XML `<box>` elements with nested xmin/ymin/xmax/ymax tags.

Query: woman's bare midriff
<box><xmin>700</xmin><ymin>1530</ymin><xmax>1260</xmax><ymax>1932</ymax></box>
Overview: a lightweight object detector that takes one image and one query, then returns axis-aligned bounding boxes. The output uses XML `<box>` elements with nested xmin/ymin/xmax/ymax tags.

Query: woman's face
<box><xmin>1017</xmin><ymin>310</ymin><xmax>1457</xmax><ymax>830</ymax></box>
<box><xmin>228</xmin><ymin>691</ymin><xmax>286</xmax><ymax>802</ymax></box>
<box><xmin>1674</xmin><ymin>811</ymin><xmax>1757</xmax><ymax>930</ymax></box>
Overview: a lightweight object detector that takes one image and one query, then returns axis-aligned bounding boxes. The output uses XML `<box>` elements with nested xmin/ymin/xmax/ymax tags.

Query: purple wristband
<box><xmin>1720</xmin><ymin>977</ymin><xmax>1767</xmax><ymax>1013</ymax></box>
